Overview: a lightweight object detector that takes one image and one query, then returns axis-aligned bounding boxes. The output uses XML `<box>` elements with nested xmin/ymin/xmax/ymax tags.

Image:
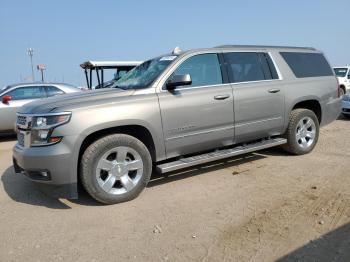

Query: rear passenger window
<box><xmin>172</xmin><ymin>53</ymin><xmax>222</xmax><ymax>88</ymax></box>
<box><xmin>224</xmin><ymin>52</ymin><xmax>278</xmax><ymax>83</ymax></box>
<box><xmin>280</xmin><ymin>52</ymin><xmax>333</xmax><ymax>78</ymax></box>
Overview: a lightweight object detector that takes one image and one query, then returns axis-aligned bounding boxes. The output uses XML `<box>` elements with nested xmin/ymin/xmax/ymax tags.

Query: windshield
<box><xmin>334</xmin><ymin>68</ymin><xmax>348</xmax><ymax>77</ymax></box>
<box><xmin>112</xmin><ymin>56</ymin><xmax>177</xmax><ymax>89</ymax></box>
<box><xmin>0</xmin><ymin>85</ymin><xmax>10</xmax><ymax>94</ymax></box>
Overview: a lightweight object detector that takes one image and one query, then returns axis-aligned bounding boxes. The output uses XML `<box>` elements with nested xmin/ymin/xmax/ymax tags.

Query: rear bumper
<box><xmin>321</xmin><ymin>97</ymin><xmax>342</xmax><ymax>126</ymax></box>
<box><xmin>12</xmin><ymin>141</ymin><xmax>78</xmax><ymax>199</ymax></box>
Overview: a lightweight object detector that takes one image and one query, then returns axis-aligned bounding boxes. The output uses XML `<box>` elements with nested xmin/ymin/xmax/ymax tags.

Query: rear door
<box><xmin>158</xmin><ymin>53</ymin><xmax>234</xmax><ymax>158</ymax></box>
<box><xmin>223</xmin><ymin>52</ymin><xmax>285</xmax><ymax>143</ymax></box>
<box><xmin>0</xmin><ymin>86</ymin><xmax>46</xmax><ymax>131</ymax></box>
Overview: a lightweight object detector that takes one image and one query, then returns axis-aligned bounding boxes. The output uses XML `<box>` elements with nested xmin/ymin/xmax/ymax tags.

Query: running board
<box><xmin>157</xmin><ymin>138</ymin><xmax>287</xmax><ymax>173</ymax></box>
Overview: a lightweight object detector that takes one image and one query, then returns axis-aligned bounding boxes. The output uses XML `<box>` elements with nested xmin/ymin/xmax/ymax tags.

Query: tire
<box><xmin>343</xmin><ymin>113</ymin><xmax>350</xmax><ymax>119</ymax></box>
<box><xmin>282</xmin><ymin>109</ymin><xmax>319</xmax><ymax>155</ymax></box>
<box><xmin>339</xmin><ymin>87</ymin><xmax>345</xmax><ymax>97</ymax></box>
<box><xmin>80</xmin><ymin>134</ymin><xmax>152</xmax><ymax>204</ymax></box>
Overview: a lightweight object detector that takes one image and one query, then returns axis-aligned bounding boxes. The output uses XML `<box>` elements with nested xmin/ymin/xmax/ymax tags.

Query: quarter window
<box><xmin>224</xmin><ymin>52</ymin><xmax>277</xmax><ymax>83</ymax></box>
<box><xmin>46</xmin><ymin>86</ymin><xmax>65</xmax><ymax>97</ymax></box>
<box><xmin>280</xmin><ymin>52</ymin><xmax>333</xmax><ymax>78</ymax></box>
<box><xmin>6</xmin><ymin>86</ymin><xmax>46</xmax><ymax>100</ymax></box>
<box><xmin>171</xmin><ymin>54</ymin><xmax>222</xmax><ymax>88</ymax></box>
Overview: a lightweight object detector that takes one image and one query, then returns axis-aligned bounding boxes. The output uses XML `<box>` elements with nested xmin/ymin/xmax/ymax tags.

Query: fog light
<box><xmin>25</xmin><ymin>170</ymin><xmax>51</xmax><ymax>181</ymax></box>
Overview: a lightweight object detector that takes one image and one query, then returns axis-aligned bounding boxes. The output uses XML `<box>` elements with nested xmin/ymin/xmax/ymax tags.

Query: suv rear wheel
<box><xmin>80</xmin><ymin>134</ymin><xmax>152</xmax><ymax>204</ymax></box>
<box><xmin>282</xmin><ymin>109</ymin><xmax>319</xmax><ymax>155</ymax></box>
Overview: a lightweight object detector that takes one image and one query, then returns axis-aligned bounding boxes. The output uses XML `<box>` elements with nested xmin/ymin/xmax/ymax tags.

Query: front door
<box><xmin>157</xmin><ymin>53</ymin><xmax>234</xmax><ymax>158</ymax></box>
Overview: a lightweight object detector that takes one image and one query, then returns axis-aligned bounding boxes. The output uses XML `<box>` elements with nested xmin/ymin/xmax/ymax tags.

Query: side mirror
<box><xmin>166</xmin><ymin>74</ymin><xmax>192</xmax><ymax>90</ymax></box>
<box><xmin>2</xmin><ymin>95</ymin><xmax>11</xmax><ymax>104</ymax></box>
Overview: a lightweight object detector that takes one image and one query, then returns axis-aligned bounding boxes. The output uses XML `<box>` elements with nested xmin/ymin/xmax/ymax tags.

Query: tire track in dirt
<box><xmin>202</xmin><ymin>175</ymin><xmax>350</xmax><ymax>262</ymax></box>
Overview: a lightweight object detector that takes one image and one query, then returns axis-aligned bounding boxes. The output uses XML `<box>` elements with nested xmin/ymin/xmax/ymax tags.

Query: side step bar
<box><xmin>157</xmin><ymin>137</ymin><xmax>287</xmax><ymax>173</ymax></box>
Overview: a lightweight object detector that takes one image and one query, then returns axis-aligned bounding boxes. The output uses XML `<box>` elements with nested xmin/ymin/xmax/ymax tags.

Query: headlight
<box><xmin>30</xmin><ymin>112</ymin><xmax>71</xmax><ymax>146</ymax></box>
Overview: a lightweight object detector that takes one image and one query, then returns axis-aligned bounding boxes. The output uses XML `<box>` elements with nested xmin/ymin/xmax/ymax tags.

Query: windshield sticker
<box><xmin>159</xmin><ymin>56</ymin><xmax>177</xmax><ymax>61</ymax></box>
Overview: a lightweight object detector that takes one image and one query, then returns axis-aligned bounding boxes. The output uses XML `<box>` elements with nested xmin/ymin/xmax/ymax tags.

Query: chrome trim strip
<box><xmin>157</xmin><ymin>51</ymin><xmax>283</xmax><ymax>93</ymax></box>
<box><xmin>235</xmin><ymin>116</ymin><xmax>283</xmax><ymax>127</ymax></box>
<box><xmin>230</xmin><ymin>79</ymin><xmax>283</xmax><ymax>86</ymax></box>
<box><xmin>166</xmin><ymin>125</ymin><xmax>234</xmax><ymax>141</ymax></box>
<box><xmin>16</xmin><ymin>111</ymin><xmax>72</xmax><ymax>117</ymax></box>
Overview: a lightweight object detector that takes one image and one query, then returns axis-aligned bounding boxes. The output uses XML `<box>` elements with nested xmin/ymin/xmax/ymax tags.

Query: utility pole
<box><xmin>27</xmin><ymin>48</ymin><xmax>35</xmax><ymax>81</ymax></box>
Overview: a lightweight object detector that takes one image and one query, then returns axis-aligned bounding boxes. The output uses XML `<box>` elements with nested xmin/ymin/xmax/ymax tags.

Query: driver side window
<box><xmin>171</xmin><ymin>53</ymin><xmax>222</xmax><ymax>88</ymax></box>
<box><xmin>6</xmin><ymin>86</ymin><xmax>46</xmax><ymax>100</ymax></box>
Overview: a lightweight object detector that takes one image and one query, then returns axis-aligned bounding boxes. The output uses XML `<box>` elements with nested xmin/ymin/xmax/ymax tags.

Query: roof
<box><xmin>215</xmin><ymin>45</ymin><xmax>316</xmax><ymax>50</ymax></box>
<box><xmin>80</xmin><ymin>60</ymin><xmax>143</xmax><ymax>69</ymax></box>
<box><xmin>4</xmin><ymin>82</ymin><xmax>76</xmax><ymax>88</ymax></box>
<box><xmin>0</xmin><ymin>82</ymin><xmax>78</xmax><ymax>94</ymax></box>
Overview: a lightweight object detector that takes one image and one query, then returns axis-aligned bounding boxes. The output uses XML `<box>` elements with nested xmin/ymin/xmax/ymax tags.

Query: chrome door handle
<box><xmin>268</xmin><ymin>88</ymin><xmax>280</xmax><ymax>93</ymax></box>
<box><xmin>214</xmin><ymin>94</ymin><xmax>230</xmax><ymax>100</ymax></box>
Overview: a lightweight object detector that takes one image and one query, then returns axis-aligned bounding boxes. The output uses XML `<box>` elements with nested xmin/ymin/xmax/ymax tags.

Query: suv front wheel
<box><xmin>80</xmin><ymin>134</ymin><xmax>152</xmax><ymax>204</ymax></box>
<box><xmin>282</xmin><ymin>109</ymin><xmax>320</xmax><ymax>155</ymax></box>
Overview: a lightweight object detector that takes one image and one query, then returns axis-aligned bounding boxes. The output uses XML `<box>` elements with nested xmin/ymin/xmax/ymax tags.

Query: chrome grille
<box><xmin>17</xmin><ymin>115</ymin><xmax>27</xmax><ymax>126</ymax></box>
<box><xmin>16</xmin><ymin>114</ymin><xmax>32</xmax><ymax>130</ymax></box>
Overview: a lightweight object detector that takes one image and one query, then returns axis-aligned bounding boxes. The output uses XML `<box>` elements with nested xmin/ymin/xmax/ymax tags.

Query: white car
<box><xmin>0</xmin><ymin>82</ymin><xmax>81</xmax><ymax>132</ymax></box>
<box><xmin>333</xmin><ymin>66</ymin><xmax>350</xmax><ymax>95</ymax></box>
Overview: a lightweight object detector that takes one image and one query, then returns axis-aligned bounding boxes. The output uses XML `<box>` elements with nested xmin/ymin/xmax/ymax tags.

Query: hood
<box><xmin>20</xmin><ymin>88</ymin><xmax>135</xmax><ymax>114</ymax></box>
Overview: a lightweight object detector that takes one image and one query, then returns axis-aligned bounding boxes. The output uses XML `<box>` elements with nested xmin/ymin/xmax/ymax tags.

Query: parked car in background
<box><xmin>0</xmin><ymin>83</ymin><xmax>81</xmax><ymax>132</ymax></box>
<box><xmin>342</xmin><ymin>93</ymin><xmax>350</xmax><ymax>119</ymax></box>
<box><xmin>13</xmin><ymin>45</ymin><xmax>341</xmax><ymax>204</ymax></box>
<box><xmin>333</xmin><ymin>66</ymin><xmax>350</xmax><ymax>95</ymax></box>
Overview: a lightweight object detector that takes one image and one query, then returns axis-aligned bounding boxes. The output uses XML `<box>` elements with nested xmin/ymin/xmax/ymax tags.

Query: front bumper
<box><xmin>12</xmin><ymin>140</ymin><xmax>78</xmax><ymax>199</ymax></box>
<box><xmin>342</xmin><ymin>99</ymin><xmax>350</xmax><ymax>115</ymax></box>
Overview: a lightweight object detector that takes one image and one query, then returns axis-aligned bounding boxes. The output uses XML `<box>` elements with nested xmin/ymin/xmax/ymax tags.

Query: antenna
<box><xmin>172</xmin><ymin>47</ymin><xmax>182</xmax><ymax>55</ymax></box>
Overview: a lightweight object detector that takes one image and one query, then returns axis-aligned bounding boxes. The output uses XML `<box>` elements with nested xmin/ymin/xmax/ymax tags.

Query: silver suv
<box><xmin>13</xmin><ymin>45</ymin><xmax>342</xmax><ymax>204</ymax></box>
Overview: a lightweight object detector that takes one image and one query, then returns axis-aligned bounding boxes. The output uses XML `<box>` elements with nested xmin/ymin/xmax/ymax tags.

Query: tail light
<box><xmin>2</xmin><ymin>95</ymin><xmax>11</xmax><ymax>104</ymax></box>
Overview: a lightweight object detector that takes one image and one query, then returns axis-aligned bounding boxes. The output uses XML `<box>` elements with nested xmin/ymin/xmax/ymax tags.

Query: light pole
<box><xmin>27</xmin><ymin>48</ymin><xmax>35</xmax><ymax>81</ymax></box>
<box><xmin>37</xmin><ymin>64</ymin><xmax>46</xmax><ymax>82</ymax></box>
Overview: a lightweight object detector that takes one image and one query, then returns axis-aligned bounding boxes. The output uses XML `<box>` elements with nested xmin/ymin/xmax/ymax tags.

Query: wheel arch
<box><xmin>291</xmin><ymin>99</ymin><xmax>322</xmax><ymax>124</ymax></box>
<box><xmin>339</xmin><ymin>84</ymin><xmax>346</xmax><ymax>94</ymax></box>
<box><xmin>78</xmin><ymin>124</ymin><xmax>158</xmax><ymax>164</ymax></box>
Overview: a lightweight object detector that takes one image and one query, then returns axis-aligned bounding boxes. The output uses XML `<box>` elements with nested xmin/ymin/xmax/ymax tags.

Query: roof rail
<box><xmin>215</xmin><ymin>45</ymin><xmax>316</xmax><ymax>50</ymax></box>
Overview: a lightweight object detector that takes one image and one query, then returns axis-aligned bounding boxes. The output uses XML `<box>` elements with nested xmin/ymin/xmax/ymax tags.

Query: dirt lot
<box><xmin>0</xmin><ymin>118</ymin><xmax>350</xmax><ymax>262</ymax></box>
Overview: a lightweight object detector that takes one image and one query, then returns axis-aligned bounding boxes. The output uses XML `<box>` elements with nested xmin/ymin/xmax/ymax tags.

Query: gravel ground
<box><xmin>0</xmin><ymin>118</ymin><xmax>349</xmax><ymax>262</ymax></box>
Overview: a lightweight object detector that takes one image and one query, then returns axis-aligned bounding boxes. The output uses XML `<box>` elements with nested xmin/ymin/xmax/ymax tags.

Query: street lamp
<box><xmin>27</xmin><ymin>48</ymin><xmax>35</xmax><ymax>82</ymax></box>
<box><xmin>37</xmin><ymin>64</ymin><xmax>46</xmax><ymax>82</ymax></box>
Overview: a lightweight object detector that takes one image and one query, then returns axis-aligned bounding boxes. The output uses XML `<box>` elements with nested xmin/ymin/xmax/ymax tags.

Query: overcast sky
<box><xmin>1</xmin><ymin>0</ymin><xmax>349</xmax><ymax>87</ymax></box>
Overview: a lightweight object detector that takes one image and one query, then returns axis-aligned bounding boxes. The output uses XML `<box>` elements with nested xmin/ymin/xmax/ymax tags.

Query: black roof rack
<box><xmin>215</xmin><ymin>45</ymin><xmax>316</xmax><ymax>50</ymax></box>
